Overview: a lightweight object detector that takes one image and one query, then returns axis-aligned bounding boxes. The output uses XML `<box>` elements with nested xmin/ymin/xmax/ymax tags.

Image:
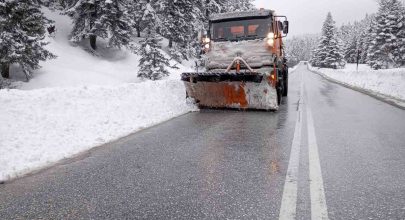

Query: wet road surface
<box><xmin>1</xmin><ymin>64</ymin><xmax>405</xmax><ymax>219</ymax></box>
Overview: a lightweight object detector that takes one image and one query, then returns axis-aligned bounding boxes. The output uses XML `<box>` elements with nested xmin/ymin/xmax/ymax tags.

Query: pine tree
<box><xmin>42</xmin><ymin>0</ymin><xmax>79</xmax><ymax>9</ymax></box>
<box><xmin>157</xmin><ymin>1</ymin><xmax>193</xmax><ymax>47</ymax></box>
<box><xmin>367</xmin><ymin>0</ymin><xmax>405</xmax><ymax>69</ymax></box>
<box><xmin>0</xmin><ymin>0</ymin><xmax>56</xmax><ymax>80</ymax></box>
<box><xmin>396</xmin><ymin>1</ymin><xmax>405</xmax><ymax>66</ymax></box>
<box><xmin>136</xmin><ymin>1</ymin><xmax>175</xmax><ymax>80</ymax></box>
<box><xmin>128</xmin><ymin>0</ymin><xmax>147</xmax><ymax>38</ymax></box>
<box><xmin>358</xmin><ymin>31</ymin><xmax>370</xmax><ymax>63</ymax></box>
<box><xmin>311</xmin><ymin>12</ymin><xmax>345</xmax><ymax>69</ymax></box>
<box><xmin>138</xmin><ymin>36</ymin><xmax>173</xmax><ymax>80</ymax></box>
<box><xmin>222</xmin><ymin>0</ymin><xmax>255</xmax><ymax>12</ymax></box>
<box><xmin>100</xmin><ymin>0</ymin><xmax>132</xmax><ymax>49</ymax></box>
<box><xmin>339</xmin><ymin>22</ymin><xmax>365</xmax><ymax>64</ymax></box>
<box><xmin>69</xmin><ymin>0</ymin><xmax>106</xmax><ymax>50</ymax></box>
<box><xmin>358</xmin><ymin>14</ymin><xmax>374</xmax><ymax>64</ymax></box>
<box><xmin>345</xmin><ymin>35</ymin><xmax>358</xmax><ymax>63</ymax></box>
<box><xmin>310</xmin><ymin>47</ymin><xmax>321</xmax><ymax>67</ymax></box>
<box><xmin>204</xmin><ymin>0</ymin><xmax>225</xmax><ymax>16</ymax></box>
<box><xmin>336</xmin><ymin>14</ymin><xmax>375</xmax><ymax>65</ymax></box>
<box><xmin>69</xmin><ymin>0</ymin><xmax>131</xmax><ymax>50</ymax></box>
<box><xmin>153</xmin><ymin>0</ymin><xmax>208</xmax><ymax>62</ymax></box>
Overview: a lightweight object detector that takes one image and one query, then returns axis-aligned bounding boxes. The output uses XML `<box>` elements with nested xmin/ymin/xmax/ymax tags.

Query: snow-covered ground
<box><xmin>0</xmin><ymin>8</ymin><xmax>195</xmax><ymax>182</ymax></box>
<box><xmin>0</xmin><ymin>82</ymin><xmax>195</xmax><ymax>182</ymax></box>
<box><xmin>8</xmin><ymin>7</ymin><xmax>190</xmax><ymax>89</ymax></box>
<box><xmin>308</xmin><ymin>64</ymin><xmax>405</xmax><ymax>103</ymax></box>
<box><xmin>289</xmin><ymin>63</ymin><xmax>299</xmax><ymax>73</ymax></box>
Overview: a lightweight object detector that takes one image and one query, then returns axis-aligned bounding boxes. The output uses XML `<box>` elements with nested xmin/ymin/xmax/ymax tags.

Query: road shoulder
<box><xmin>307</xmin><ymin>65</ymin><xmax>405</xmax><ymax>110</ymax></box>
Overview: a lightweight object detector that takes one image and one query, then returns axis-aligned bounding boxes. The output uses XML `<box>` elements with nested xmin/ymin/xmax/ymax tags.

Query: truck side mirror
<box><xmin>283</xmin><ymin>21</ymin><xmax>289</xmax><ymax>34</ymax></box>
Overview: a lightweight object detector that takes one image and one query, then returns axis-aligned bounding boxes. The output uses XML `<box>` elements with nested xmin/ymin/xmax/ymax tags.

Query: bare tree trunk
<box><xmin>90</xmin><ymin>35</ymin><xmax>97</xmax><ymax>50</ymax></box>
<box><xmin>169</xmin><ymin>38</ymin><xmax>173</xmax><ymax>48</ymax></box>
<box><xmin>1</xmin><ymin>63</ymin><xmax>10</xmax><ymax>79</ymax></box>
<box><xmin>135</xmin><ymin>22</ymin><xmax>141</xmax><ymax>38</ymax></box>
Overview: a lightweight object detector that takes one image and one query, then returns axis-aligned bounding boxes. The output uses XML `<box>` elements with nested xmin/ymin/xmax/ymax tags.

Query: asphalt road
<box><xmin>1</xmin><ymin>64</ymin><xmax>404</xmax><ymax>219</ymax></box>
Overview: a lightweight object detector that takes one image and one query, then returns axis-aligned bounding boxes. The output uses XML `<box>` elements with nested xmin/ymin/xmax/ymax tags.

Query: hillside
<box><xmin>7</xmin><ymin>7</ymin><xmax>191</xmax><ymax>89</ymax></box>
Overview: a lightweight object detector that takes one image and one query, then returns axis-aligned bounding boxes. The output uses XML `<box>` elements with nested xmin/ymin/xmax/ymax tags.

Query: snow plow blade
<box><xmin>181</xmin><ymin>72</ymin><xmax>278</xmax><ymax>111</ymax></box>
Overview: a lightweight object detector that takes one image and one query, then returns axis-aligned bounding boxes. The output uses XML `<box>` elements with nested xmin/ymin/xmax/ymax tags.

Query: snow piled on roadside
<box><xmin>0</xmin><ymin>8</ymin><xmax>198</xmax><ymax>182</ymax></box>
<box><xmin>0</xmin><ymin>81</ymin><xmax>195</xmax><ymax>182</ymax></box>
<box><xmin>289</xmin><ymin>63</ymin><xmax>300</xmax><ymax>73</ymax></box>
<box><xmin>309</xmin><ymin>64</ymin><xmax>405</xmax><ymax>101</ymax></box>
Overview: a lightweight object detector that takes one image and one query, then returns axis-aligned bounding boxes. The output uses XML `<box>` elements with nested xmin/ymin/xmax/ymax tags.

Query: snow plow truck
<box><xmin>181</xmin><ymin>9</ymin><xmax>289</xmax><ymax>111</ymax></box>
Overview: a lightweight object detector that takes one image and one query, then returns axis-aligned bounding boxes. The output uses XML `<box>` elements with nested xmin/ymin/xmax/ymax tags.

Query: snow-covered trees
<box><xmin>156</xmin><ymin>0</ymin><xmax>197</xmax><ymax>61</ymax></box>
<box><xmin>289</xmin><ymin>5</ymin><xmax>404</xmax><ymax>69</ymax></box>
<box><xmin>398</xmin><ymin>5</ymin><xmax>405</xmax><ymax>67</ymax></box>
<box><xmin>69</xmin><ymin>0</ymin><xmax>132</xmax><ymax>50</ymax></box>
<box><xmin>357</xmin><ymin>15</ymin><xmax>374</xmax><ymax>64</ymax></box>
<box><xmin>334</xmin><ymin>14</ymin><xmax>374</xmax><ymax>65</ymax></box>
<box><xmin>306</xmin><ymin>1</ymin><xmax>405</xmax><ymax>70</ymax></box>
<box><xmin>0</xmin><ymin>0</ymin><xmax>55</xmax><ymax>79</ymax></box>
<box><xmin>338</xmin><ymin>23</ymin><xmax>358</xmax><ymax>63</ymax></box>
<box><xmin>223</xmin><ymin>0</ymin><xmax>255</xmax><ymax>12</ymax></box>
<box><xmin>128</xmin><ymin>0</ymin><xmax>147</xmax><ymax>38</ymax></box>
<box><xmin>200</xmin><ymin>0</ymin><xmax>254</xmax><ymax>15</ymax></box>
<box><xmin>136</xmin><ymin>1</ymin><xmax>175</xmax><ymax>80</ymax></box>
<box><xmin>69</xmin><ymin>0</ymin><xmax>105</xmax><ymax>50</ymax></box>
<box><xmin>285</xmin><ymin>34</ymin><xmax>319</xmax><ymax>66</ymax></box>
<box><xmin>367</xmin><ymin>0</ymin><xmax>405</xmax><ymax>69</ymax></box>
<box><xmin>100</xmin><ymin>0</ymin><xmax>132</xmax><ymax>49</ymax></box>
<box><xmin>203</xmin><ymin>0</ymin><xmax>225</xmax><ymax>16</ymax></box>
<box><xmin>311</xmin><ymin>12</ymin><xmax>345</xmax><ymax>69</ymax></box>
<box><xmin>137</xmin><ymin>36</ymin><xmax>173</xmax><ymax>80</ymax></box>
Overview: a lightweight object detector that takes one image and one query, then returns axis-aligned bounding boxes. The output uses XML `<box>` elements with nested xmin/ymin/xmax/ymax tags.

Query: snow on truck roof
<box><xmin>210</xmin><ymin>9</ymin><xmax>273</xmax><ymax>22</ymax></box>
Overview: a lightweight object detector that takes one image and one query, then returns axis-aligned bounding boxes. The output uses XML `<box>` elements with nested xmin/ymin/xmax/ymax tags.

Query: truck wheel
<box><xmin>282</xmin><ymin>70</ymin><xmax>288</xmax><ymax>97</ymax></box>
<box><xmin>277</xmin><ymin>86</ymin><xmax>283</xmax><ymax>105</ymax></box>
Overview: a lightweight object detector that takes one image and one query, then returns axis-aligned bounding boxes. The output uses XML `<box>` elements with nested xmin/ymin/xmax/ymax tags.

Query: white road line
<box><xmin>279</xmin><ymin>73</ymin><xmax>304</xmax><ymax>220</ymax></box>
<box><xmin>306</xmin><ymin>106</ymin><xmax>329</xmax><ymax>220</ymax></box>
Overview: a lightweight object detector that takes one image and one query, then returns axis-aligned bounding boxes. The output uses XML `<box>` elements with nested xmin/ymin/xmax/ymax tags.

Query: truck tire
<box><xmin>277</xmin><ymin>82</ymin><xmax>283</xmax><ymax>105</ymax></box>
<box><xmin>282</xmin><ymin>69</ymin><xmax>288</xmax><ymax>97</ymax></box>
<box><xmin>277</xmin><ymin>88</ymin><xmax>282</xmax><ymax>105</ymax></box>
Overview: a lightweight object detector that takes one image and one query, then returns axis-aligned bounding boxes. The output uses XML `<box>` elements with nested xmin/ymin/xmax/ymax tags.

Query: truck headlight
<box><xmin>267</xmin><ymin>32</ymin><xmax>275</xmax><ymax>39</ymax></box>
<box><xmin>203</xmin><ymin>37</ymin><xmax>211</xmax><ymax>44</ymax></box>
<box><xmin>267</xmin><ymin>38</ymin><xmax>274</xmax><ymax>47</ymax></box>
<box><xmin>204</xmin><ymin>44</ymin><xmax>210</xmax><ymax>49</ymax></box>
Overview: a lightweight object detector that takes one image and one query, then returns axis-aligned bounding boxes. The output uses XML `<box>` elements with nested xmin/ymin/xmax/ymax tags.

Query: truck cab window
<box><xmin>248</xmin><ymin>24</ymin><xmax>259</xmax><ymax>36</ymax></box>
<box><xmin>212</xmin><ymin>18</ymin><xmax>271</xmax><ymax>41</ymax></box>
<box><xmin>230</xmin><ymin>26</ymin><xmax>245</xmax><ymax>38</ymax></box>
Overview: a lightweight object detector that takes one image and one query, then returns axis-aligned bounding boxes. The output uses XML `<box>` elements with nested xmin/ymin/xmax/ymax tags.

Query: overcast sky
<box><xmin>254</xmin><ymin>0</ymin><xmax>379</xmax><ymax>37</ymax></box>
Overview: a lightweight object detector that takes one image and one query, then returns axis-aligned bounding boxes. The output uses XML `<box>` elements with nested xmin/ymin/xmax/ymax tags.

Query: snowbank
<box><xmin>308</xmin><ymin>64</ymin><xmax>405</xmax><ymax>103</ymax></box>
<box><xmin>0</xmin><ymin>8</ymin><xmax>196</xmax><ymax>182</ymax></box>
<box><xmin>0</xmin><ymin>81</ymin><xmax>195</xmax><ymax>182</ymax></box>
<box><xmin>289</xmin><ymin>62</ymin><xmax>300</xmax><ymax>73</ymax></box>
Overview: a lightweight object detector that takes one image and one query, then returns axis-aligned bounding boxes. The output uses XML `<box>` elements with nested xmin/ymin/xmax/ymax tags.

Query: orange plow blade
<box><xmin>181</xmin><ymin>72</ymin><xmax>278</xmax><ymax>110</ymax></box>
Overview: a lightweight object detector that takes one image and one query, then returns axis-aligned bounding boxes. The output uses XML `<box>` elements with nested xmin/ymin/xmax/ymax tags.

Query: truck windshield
<box><xmin>211</xmin><ymin>18</ymin><xmax>271</xmax><ymax>41</ymax></box>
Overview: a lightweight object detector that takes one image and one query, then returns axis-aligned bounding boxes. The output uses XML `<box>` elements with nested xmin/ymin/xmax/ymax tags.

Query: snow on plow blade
<box><xmin>181</xmin><ymin>72</ymin><xmax>278</xmax><ymax>110</ymax></box>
